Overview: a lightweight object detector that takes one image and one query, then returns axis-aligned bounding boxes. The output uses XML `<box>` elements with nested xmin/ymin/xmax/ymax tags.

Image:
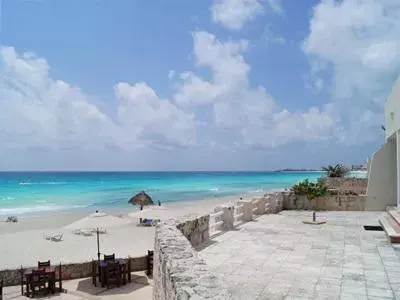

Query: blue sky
<box><xmin>1</xmin><ymin>0</ymin><xmax>399</xmax><ymax>170</ymax></box>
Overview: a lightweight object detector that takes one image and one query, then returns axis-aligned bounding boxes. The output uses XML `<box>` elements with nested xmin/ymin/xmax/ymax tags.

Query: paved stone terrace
<box><xmin>200</xmin><ymin>211</ymin><xmax>400</xmax><ymax>300</ymax></box>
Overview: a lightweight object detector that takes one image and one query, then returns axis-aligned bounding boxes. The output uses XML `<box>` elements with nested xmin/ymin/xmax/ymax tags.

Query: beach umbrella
<box><xmin>128</xmin><ymin>191</ymin><xmax>154</xmax><ymax>210</ymax></box>
<box><xmin>64</xmin><ymin>211</ymin><xmax>131</xmax><ymax>261</ymax></box>
<box><xmin>64</xmin><ymin>212</ymin><xmax>130</xmax><ymax>231</ymax></box>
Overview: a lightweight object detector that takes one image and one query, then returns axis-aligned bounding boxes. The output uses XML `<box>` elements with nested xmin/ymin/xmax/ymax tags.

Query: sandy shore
<box><xmin>0</xmin><ymin>192</ymin><xmax>275</xmax><ymax>269</ymax></box>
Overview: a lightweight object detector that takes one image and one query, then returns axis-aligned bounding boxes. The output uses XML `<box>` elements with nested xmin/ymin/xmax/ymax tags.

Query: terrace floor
<box><xmin>2</xmin><ymin>271</ymin><xmax>153</xmax><ymax>300</ymax></box>
<box><xmin>200</xmin><ymin>211</ymin><xmax>400</xmax><ymax>300</ymax></box>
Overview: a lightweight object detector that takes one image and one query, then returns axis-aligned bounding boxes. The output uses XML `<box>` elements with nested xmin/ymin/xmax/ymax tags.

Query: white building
<box><xmin>366</xmin><ymin>76</ymin><xmax>400</xmax><ymax>211</ymax></box>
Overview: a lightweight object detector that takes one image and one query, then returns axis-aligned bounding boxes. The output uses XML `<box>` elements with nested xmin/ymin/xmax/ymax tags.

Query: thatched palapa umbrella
<box><xmin>128</xmin><ymin>191</ymin><xmax>154</xmax><ymax>210</ymax></box>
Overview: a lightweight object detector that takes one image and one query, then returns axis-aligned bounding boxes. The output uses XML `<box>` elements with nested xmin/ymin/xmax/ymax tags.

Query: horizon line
<box><xmin>0</xmin><ymin>169</ymin><xmax>324</xmax><ymax>173</ymax></box>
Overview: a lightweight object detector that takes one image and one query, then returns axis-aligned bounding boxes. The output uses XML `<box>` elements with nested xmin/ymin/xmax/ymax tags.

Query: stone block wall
<box><xmin>323</xmin><ymin>177</ymin><xmax>367</xmax><ymax>195</ymax></box>
<box><xmin>265</xmin><ymin>192</ymin><xmax>284</xmax><ymax>213</ymax></box>
<box><xmin>0</xmin><ymin>255</ymin><xmax>147</xmax><ymax>287</ymax></box>
<box><xmin>153</xmin><ymin>217</ymin><xmax>230</xmax><ymax>300</ymax></box>
<box><xmin>282</xmin><ymin>191</ymin><xmax>366</xmax><ymax>211</ymax></box>
<box><xmin>176</xmin><ymin>215</ymin><xmax>210</xmax><ymax>248</ymax></box>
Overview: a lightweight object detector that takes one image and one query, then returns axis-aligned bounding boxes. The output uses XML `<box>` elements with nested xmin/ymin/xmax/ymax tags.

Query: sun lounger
<box><xmin>80</xmin><ymin>229</ymin><xmax>94</xmax><ymax>236</ymax></box>
<box><xmin>72</xmin><ymin>229</ymin><xmax>93</xmax><ymax>236</ymax></box>
<box><xmin>44</xmin><ymin>233</ymin><xmax>63</xmax><ymax>242</ymax></box>
<box><xmin>139</xmin><ymin>219</ymin><xmax>160</xmax><ymax>226</ymax></box>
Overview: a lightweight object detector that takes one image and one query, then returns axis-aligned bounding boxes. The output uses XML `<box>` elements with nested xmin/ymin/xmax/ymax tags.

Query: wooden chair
<box><xmin>104</xmin><ymin>261</ymin><xmax>121</xmax><ymax>289</ymax></box>
<box><xmin>103</xmin><ymin>254</ymin><xmax>115</xmax><ymax>262</ymax></box>
<box><xmin>54</xmin><ymin>263</ymin><xmax>63</xmax><ymax>293</ymax></box>
<box><xmin>30</xmin><ymin>269</ymin><xmax>48</xmax><ymax>297</ymax></box>
<box><xmin>38</xmin><ymin>260</ymin><xmax>51</xmax><ymax>268</ymax></box>
<box><xmin>146</xmin><ymin>250</ymin><xmax>154</xmax><ymax>277</ymax></box>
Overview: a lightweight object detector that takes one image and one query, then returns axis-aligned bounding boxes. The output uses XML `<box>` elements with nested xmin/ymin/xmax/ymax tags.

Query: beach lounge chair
<box><xmin>72</xmin><ymin>229</ymin><xmax>81</xmax><ymax>235</ymax></box>
<box><xmin>80</xmin><ymin>229</ymin><xmax>94</xmax><ymax>236</ymax></box>
<box><xmin>144</xmin><ymin>219</ymin><xmax>153</xmax><ymax>226</ymax></box>
<box><xmin>44</xmin><ymin>233</ymin><xmax>64</xmax><ymax>242</ymax></box>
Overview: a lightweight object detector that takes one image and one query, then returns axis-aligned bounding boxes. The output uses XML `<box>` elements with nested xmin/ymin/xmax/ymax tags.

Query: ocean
<box><xmin>0</xmin><ymin>171</ymin><xmax>364</xmax><ymax>217</ymax></box>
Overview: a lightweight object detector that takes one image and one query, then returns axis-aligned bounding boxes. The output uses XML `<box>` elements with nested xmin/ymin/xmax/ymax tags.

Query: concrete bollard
<box><xmin>239</xmin><ymin>200</ymin><xmax>253</xmax><ymax>222</ymax></box>
<box><xmin>222</xmin><ymin>206</ymin><xmax>234</xmax><ymax>230</ymax></box>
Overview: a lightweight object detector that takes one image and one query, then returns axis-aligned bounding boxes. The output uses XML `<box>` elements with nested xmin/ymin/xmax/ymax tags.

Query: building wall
<box><xmin>385</xmin><ymin>75</ymin><xmax>400</xmax><ymax>139</ymax></box>
<box><xmin>365</xmin><ymin>139</ymin><xmax>397</xmax><ymax>211</ymax></box>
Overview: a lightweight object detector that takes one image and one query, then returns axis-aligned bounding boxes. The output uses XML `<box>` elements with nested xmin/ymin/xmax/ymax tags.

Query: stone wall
<box><xmin>176</xmin><ymin>215</ymin><xmax>210</xmax><ymax>248</ymax></box>
<box><xmin>282</xmin><ymin>191</ymin><xmax>366</xmax><ymax>211</ymax></box>
<box><xmin>265</xmin><ymin>192</ymin><xmax>284</xmax><ymax>213</ymax></box>
<box><xmin>0</xmin><ymin>255</ymin><xmax>147</xmax><ymax>287</ymax></box>
<box><xmin>153</xmin><ymin>217</ymin><xmax>230</xmax><ymax>300</ymax></box>
<box><xmin>323</xmin><ymin>177</ymin><xmax>368</xmax><ymax>195</ymax></box>
<box><xmin>282</xmin><ymin>177</ymin><xmax>368</xmax><ymax>211</ymax></box>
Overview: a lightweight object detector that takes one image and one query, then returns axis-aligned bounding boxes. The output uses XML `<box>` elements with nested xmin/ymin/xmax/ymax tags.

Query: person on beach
<box><xmin>158</xmin><ymin>200</ymin><xmax>161</xmax><ymax>206</ymax></box>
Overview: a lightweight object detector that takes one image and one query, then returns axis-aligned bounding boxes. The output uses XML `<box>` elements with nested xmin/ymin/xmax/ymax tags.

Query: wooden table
<box><xmin>98</xmin><ymin>259</ymin><xmax>131</xmax><ymax>287</ymax></box>
<box><xmin>23</xmin><ymin>267</ymin><xmax>56</xmax><ymax>297</ymax></box>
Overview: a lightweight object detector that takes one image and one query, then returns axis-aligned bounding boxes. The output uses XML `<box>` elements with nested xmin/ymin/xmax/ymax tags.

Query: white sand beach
<box><xmin>0</xmin><ymin>194</ymin><xmax>265</xmax><ymax>269</ymax></box>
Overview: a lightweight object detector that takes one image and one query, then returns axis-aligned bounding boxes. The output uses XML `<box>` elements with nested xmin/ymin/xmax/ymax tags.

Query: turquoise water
<box><xmin>0</xmin><ymin>171</ymin><xmax>327</xmax><ymax>216</ymax></box>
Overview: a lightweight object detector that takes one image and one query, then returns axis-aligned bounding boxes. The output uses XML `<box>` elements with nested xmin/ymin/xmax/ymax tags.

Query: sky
<box><xmin>0</xmin><ymin>0</ymin><xmax>399</xmax><ymax>171</ymax></box>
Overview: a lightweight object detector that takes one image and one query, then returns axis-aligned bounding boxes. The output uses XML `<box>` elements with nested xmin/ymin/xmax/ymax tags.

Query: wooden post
<box><xmin>313</xmin><ymin>211</ymin><xmax>316</xmax><ymax>222</ymax></box>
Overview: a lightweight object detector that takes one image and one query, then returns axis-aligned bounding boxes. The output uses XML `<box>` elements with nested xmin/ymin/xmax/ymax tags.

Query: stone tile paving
<box><xmin>200</xmin><ymin>211</ymin><xmax>400</xmax><ymax>300</ymax></box>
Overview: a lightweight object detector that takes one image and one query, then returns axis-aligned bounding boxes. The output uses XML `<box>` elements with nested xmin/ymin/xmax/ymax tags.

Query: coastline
<box><xmin>0</xmin><ymin>187</ymin><xmax>284</xmax><ymax>233</ymax></box>
<box><xmin>0</xmin><ymin>170</ymin><xmax>322</xmax><ymax>218</ymax></box>
<box><xmin>0</xmin><ymin>190</ymin><xmax>284</xmax><ymax>269</ymax></box>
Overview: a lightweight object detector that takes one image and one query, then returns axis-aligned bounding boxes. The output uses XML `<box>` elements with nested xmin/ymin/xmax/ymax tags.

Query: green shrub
<box><xmin>292</xmin><ymin>178</ymin><xmax>327</xmax><ymax>200</ymax></box>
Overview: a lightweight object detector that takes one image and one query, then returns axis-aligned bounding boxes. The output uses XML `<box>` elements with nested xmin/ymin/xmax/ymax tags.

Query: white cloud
<box><xmin>168</xmin><ymin>70</ymin><xmax>175</xmax><ymax>80</ymax></box>
<box><xmin>115</xmin><ymin>82</ymin><xmax>196</xmax><ymax>149</ymax></box>
<box><xmin>211</xmin><ymin>0</ymin><xmax>264</xmax><ymax>29</ymax></box>
<box><xmin>303</xmin><ymin>0</ymin><xmax>400</xmax><ymax>144</ymax></box>
<box><xmin>261</xmin><ymin>25</ymin><xmax>286</xmax><ymax>44</ymax></box>
<box><xmin>210</xmin><ymin>0</ymin><xmax>284</xmax><ymax>30</ymax></box>
<box><xmin>0</xmin><ymin>46</ymin><xmax>196</xmax><ymax>158</ymax></box>
<box><xmin>173</xmin><ymin>31</ymin><xmax>333</xmax><ymax>149</ymax></box>
<box><xmin>0</xmin><ymin>27</ymin><xmax>335</xmax><ymax>168</ymax></box>
<box><xmin>266</xmin><ymin>0</ymin><xmax>283</xmax><ymax>15</ymax></box>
